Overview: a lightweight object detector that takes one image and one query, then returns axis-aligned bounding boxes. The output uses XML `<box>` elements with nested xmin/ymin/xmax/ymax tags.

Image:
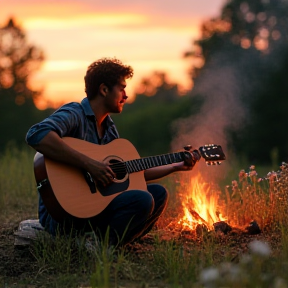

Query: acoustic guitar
<box><xmin>34</xmin><ymin>137</ymin><xmax>226</xmax><ymax>221</ymax></box>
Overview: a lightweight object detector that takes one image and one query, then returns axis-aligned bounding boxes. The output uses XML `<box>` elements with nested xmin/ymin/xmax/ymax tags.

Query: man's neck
<box><xmin>89</xmin><ymin>97</ymin><xmax>108</xmax><ymax>126</ymax></box>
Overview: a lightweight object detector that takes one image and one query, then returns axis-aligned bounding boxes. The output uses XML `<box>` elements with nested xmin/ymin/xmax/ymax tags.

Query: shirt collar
<box><xmin>80</xmin><ymin>97</ymin><xmax>115</xmax><ymax>126</ymax></box>
<box><xmin>81</xmin><ymin>97</ymin><xmax>94</xmax><ymax>117</ymax></box>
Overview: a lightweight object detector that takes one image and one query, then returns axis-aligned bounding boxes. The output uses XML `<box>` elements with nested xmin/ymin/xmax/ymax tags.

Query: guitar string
<box><xmin>108</xmin><ymin>153</ymin><xmax>183</xmax><ymax>169</ymax></box>
<box><xmin>107</xmin><ymin>153</ymin><xmax>186</xmax><ymax>172</ymax></box>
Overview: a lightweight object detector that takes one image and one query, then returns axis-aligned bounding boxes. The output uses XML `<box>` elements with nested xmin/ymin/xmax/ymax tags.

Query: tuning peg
<box><xmin>184</xmin><ymin>145</ymin><xmax>192</xmax><ymax>151</ymax></box>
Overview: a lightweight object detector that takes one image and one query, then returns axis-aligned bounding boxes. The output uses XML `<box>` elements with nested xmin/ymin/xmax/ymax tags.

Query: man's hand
<box><xmin>86</xmin><ymin>159</ymin><xmax>116</xmax><ymax>187</ymax></box>
<box><xmin>174</xmin><ymin>150</ymin><xmax>200</xmax><ymax>172</ymax></box>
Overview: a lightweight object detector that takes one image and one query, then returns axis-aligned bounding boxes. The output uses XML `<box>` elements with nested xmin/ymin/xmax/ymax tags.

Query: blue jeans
<box><xmin>40</xmin><ymin>183</ymin><xmax>168</xmax><ymax>246</ymax></box>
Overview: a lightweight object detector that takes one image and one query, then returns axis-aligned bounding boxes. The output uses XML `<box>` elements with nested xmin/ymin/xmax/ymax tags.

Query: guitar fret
<box><xmin>166</xmin><ymin>155</ymin><xmax>170</xmax><ymax>164</ymax></box>
<box><xmin>130</xmin><ymin>160</ymin><xmax>138</xmax><ymax>172</ymax></box>
<box><xmin>143</xmin><ymin>159</ymin><xmax>147</xmax><ymax>170</ymax></box>
<box><xmin>126</xmin><ymin>161</ymin><xmax>133</xmax><ymax>173</ymax></box>
<box><xmin>155</xmin><ymin>156</ymin><xmax>160</xmax><ymax>165</ymax></box>
<box><xmin>177</xmin><ymin>152</ymin><xmax>184</xmax><ymax>162</ymax></box>
<box><xmin>134</xmin><ymin>160</ymin><xmax>141</xmax><ymax>172</ymax></box>
<box><xmin>139</xmin><ymin>159</ymin><xmax>145</xmax><ymax>170</ymax></box>
<box><xmin>162</xmin><ymin>155</ymin><xmax>167</xmax><ymax>165</ymax></box>
<box><xmin>145</xmin><ymin>158</ymin><xmax>151</xmax><ymax>169</ymax></box>
<box><xmin>143</xmin><ymin>159</ymin><xmax>148</xmax><ymax>170</ymax></box>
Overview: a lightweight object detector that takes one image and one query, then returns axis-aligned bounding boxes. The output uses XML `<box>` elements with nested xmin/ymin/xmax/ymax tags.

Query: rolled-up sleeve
<box><xmin>26</xmin><ymin>103</ymin><xmax>82</xmax><ymax>146</ymax></box>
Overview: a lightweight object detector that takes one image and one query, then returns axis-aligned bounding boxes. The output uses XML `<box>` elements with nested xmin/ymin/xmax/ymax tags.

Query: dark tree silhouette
<box><xmin>0</xmin><ymin>18</ymin><xmax>53</xmax><ymax>150</ymax></box>
<box><xmin>0</xmin><ymin>18</ymin><xmax>44</xmax><ymax>103</ymax></box>
<box><xmin>182</xmin><ymin>0</ymin><xmax>288</xmax><ymax>166</ymax></box>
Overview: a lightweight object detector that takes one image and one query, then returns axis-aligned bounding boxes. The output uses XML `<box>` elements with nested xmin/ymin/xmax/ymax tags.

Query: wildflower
<box><xmin>239</xmin><ymin>169</ymin><xmax>246</xmax><ymax>180</ymax></box>
<box><xmin>249</xmin><ymin>170</ymin><xmax>257</xmax><ymax>177</ymax></box>
<box><xmin>232</xmin><ymin>180</ymin><xmax>238</xmax><ymax>187</ymax></box>
<box><xmin>248</xmin><ymin>240</ymin><xmax>271</xmax><ymax>257</ymax></box>
<box><xmin>280</xmin><ymin>163</ymin><xmax>287</xmax><ymax>171</ymax></box>
<box><xmin>250</xmin><ymin>165</ymin><xmax>256</xmax><ymax>170</ymax></box>
<box><xmin>200</xmin><ymin>267</ymin><xmax>220</xmax><ymax>285</ymax></box>
<box><xmin>219</xmin><ymin>262</ymin><xmax>241</xmax><ymax>281</ymax></box>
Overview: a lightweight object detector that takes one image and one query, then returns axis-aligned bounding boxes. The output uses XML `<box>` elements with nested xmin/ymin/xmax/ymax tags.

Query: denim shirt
<box><xmin>26</xmin><ymin>97</ymin><xmax>119</xmax><ymax>146</ymax></box>
<box><xmin>25</xmin><ymin>97</ymin><xmax>119</xmax><ymax>231</ymax></box>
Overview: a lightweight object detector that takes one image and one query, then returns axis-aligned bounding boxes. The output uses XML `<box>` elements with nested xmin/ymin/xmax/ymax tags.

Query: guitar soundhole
<box><xmin>109</xmin><ymin>159</ymin><xmax>127</xmax><ymax>180</ymax></box>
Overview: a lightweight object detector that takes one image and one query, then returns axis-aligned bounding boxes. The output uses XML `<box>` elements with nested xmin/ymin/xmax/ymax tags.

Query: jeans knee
<box><xmin>148</xmin><ymin>184</ymin><xmax>168</xmax><ymax>204</ymax></box>
<box><xmin>136</xmin><ymin>191</ymin><xmax>155</xmax><ymax>216</ymax></box>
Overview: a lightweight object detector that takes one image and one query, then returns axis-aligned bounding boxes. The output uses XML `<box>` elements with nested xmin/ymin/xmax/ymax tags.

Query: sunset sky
<box><xmin>1</xmin><ymin>0</ymin><xmax>226</xmax><ymax>108</ymax></box>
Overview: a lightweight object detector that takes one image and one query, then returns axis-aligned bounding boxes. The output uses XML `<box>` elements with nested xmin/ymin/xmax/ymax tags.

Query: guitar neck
<box><xmin>125</xmin><ymin>151</ymin><xmax>187</xmax><ymax>173</ymax></box>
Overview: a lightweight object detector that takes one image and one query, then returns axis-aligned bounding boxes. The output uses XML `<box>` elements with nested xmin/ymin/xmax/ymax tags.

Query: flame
<box><xmin>178</xmin><ymin>173</ymin><xmax>226</xmax><ymax>231</ymax></box>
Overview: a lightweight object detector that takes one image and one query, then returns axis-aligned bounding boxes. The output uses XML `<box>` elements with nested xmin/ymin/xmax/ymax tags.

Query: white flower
<box><xmin>273</xmin><ymin>277</ymin><xmax>288</xmax><ymax>288</ymax></box>
<box><xmin>220</xmin><ymin>262</ymin><xmax>241</xmax><ymax>281</ymax></box>
<box><xmin>200</xmin><ymin>267</ymin><xmax>220</xmax><ymax>284</ymax></box>
<box><xmin>248</xmin><ymin>240</ymin><xmax>271</xmax><ymax>257</ymax></box>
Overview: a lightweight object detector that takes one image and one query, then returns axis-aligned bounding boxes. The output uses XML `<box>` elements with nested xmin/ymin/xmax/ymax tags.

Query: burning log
<box><xmin>196</xmin><ymin>224</ymin><xmax>208</xmax><ymax>237</ymax></box>
<box><xmin>188</xmin><ymin>208</ymin><xmax>209</xmax><ymax>226</ymax></box>
<box><xmin>213</xmin><ymin>221</ymin><xmax>232</xmax><ymax>234</ymax></box>
<box><xmin>245</xmin><ymin>220</ymin><xmax>261</xmax><ymax>235</ymax></box>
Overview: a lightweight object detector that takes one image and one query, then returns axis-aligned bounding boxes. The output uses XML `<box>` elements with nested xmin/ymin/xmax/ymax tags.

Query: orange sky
<box><xmin>1</xmin><ymin>0</ymin><xmax>226</xmax><ymax>108</ymax></box>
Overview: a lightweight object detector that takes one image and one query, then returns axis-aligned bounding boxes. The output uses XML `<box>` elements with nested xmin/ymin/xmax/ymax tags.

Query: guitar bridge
<box><xmin>82</xmin><ymin>171</ymin><xmax>97</xmax><ymax>194</ymax></box>
<box><xmin>37</xmin><ymin>179</ymin><xmax>50</xmax><ymax>190</ymax></box>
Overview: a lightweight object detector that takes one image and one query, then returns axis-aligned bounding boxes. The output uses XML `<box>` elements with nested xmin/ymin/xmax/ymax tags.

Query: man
<box><xmin>26</xmin><ymin>58</ymin><xmax>197</xmax><ymax>246</ymax></box>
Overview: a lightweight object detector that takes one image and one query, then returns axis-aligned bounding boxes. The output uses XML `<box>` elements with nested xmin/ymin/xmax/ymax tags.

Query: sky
<box><xmin>1</xmin><ymin>0</ymin><xmax>226</xmax><ymax>108</ymax></box>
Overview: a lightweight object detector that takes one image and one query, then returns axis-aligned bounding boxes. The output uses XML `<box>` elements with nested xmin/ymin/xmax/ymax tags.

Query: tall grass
<box><xmin>2</xmin><ymin>147</ymin><xmax>288</xmax><ymax>287</ymax></box>
<box><xmin>0</xmin><ymin>144</ymin><xmax>37</xmax><ymax>222</ymax></box>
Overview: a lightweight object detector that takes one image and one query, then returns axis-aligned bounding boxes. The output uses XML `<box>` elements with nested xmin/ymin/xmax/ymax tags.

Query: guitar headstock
<box><xmin>199</xmin><ymin>144</ymin><xmax>226</xmax><ymax>165</ymax></box>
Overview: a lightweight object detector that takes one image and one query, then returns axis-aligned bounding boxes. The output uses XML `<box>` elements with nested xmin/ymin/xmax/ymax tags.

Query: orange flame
<box><xmin>178</xmin><ymin>173</ymin><xmax>226</xmax><ymax>230</ymax></box>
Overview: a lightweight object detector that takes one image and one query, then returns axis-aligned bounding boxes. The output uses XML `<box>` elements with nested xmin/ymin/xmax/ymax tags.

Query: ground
<box><xmin>0</xmin><ymin>218</ymin><xmax>282</xmax><ymax>288</ymax></box>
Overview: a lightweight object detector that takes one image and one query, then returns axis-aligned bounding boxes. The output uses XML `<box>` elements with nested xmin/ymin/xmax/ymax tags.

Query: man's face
<box><xmin>104</xmin><ymin>77</ymin><xmax>128</xmax><ymax>113</ymax></box>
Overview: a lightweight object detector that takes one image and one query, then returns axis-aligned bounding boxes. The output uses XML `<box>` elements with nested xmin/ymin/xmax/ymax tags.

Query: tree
<box><xmin>0</xmin><ymin>18</ymin><xmax>53</xmax><ymax>150</ymax></box>
<box><xmin>0</xmin><ymin>18</ymin><xmax>44</xmax><ymax>103</ymax></box>
<box><xmin>181</xmin><ymin>0</ymin><xmax>288</xmax><ymax>166</ymax></box>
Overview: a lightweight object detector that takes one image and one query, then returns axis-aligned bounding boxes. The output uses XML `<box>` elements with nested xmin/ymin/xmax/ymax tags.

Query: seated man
<box><xmin>26</xmin><ymin>58</ymin><xmax>198</xmax><ymax>246</ymax></box>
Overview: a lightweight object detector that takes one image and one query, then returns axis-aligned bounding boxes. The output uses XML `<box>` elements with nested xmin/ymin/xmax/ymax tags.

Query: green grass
<box><xmin>1</xmin><ymin>146</ymin><xmax>288</xmax><ymax>287</ymax></box>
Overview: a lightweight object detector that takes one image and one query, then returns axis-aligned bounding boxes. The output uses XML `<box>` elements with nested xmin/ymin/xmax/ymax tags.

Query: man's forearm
<box><xmin>144</xmin><ymin>165</ymin><xmax>177</xmax><ymax>181</ymax></box>
<box><xmin>31</xmin><ymin>131</ymin><xmax>91</xmax><ymax>171</ymax></box>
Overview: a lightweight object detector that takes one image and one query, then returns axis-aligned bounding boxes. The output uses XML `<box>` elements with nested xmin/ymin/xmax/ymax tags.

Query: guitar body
<box><xmin>34</xmin><ymin>138</ymin><xmax>147</xmax><ymax>220</ymax></box>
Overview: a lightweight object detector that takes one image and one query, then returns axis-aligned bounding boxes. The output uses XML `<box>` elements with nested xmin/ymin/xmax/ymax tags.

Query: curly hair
<box><xmin>84</xmin><ymin>58</ymin><xmax>134</xmax><ymax>99</ymax></box>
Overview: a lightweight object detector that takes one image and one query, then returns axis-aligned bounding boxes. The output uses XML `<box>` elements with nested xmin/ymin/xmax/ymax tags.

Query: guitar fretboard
<box><xmin>125</xmin><ymin>151</ymin><xmax>187</xmax><ymax>173</ymax></box>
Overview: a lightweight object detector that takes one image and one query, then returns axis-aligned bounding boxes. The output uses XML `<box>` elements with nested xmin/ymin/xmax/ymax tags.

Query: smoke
<box><xmin>171</xmin><ymin>0</ymin><xmax>288</xmax><ymax>180</ymax></box>
<box><xmin>172</xmin><ymin>64</ymin><xmax>246</xmax><ymax>150</ymax></box>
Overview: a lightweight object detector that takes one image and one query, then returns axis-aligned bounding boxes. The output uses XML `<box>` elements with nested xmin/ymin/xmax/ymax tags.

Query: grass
<box><xmin>1</xmin><ymin>145</ymin><xmax>288</xmax><ymax>287</ymax></box>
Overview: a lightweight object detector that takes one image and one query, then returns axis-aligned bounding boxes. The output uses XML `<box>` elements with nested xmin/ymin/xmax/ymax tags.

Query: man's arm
<box><xmin>144</xmin><ymin>161</ymin><xmax>196</xmax><ymax>181</ymax></box>
<box><xmin>31</xmin><ymin>131</ymin><xmax>115</xmax><ymax>186</ymax></box>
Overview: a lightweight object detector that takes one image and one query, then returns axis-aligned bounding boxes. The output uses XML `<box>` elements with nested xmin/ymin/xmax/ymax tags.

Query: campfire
<box><xmin>163</xmin><ymin>162</ymin><xmax>288</xmax><ymax>240</ymax></box>
<box><xmin>177</xmin><ymin>173</ymin><xmax>227</xmax><ymax>232</ymax></box>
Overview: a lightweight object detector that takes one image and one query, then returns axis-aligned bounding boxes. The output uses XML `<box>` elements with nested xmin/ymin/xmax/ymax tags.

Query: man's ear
<box><xmin>99</xmin><ymin>83</ymin><xmax>108</xmax><ymax>97</ymax></box>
